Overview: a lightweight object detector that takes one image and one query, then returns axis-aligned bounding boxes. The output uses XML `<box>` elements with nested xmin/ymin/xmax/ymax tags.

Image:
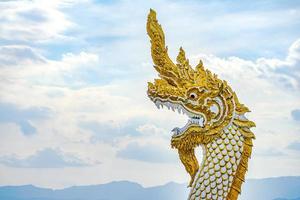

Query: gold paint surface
<box><xmin>146</xmin><ymin>9</ymin><xmax>255</xmax><ymax>200</ymax></box>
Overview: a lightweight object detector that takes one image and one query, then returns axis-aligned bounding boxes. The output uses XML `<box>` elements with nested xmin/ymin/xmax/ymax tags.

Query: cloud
<box><xmin>287</xmin><ymin>142</ymin><xmax>300</xmax><ymax>151</ymax></box>
<box><xmin>136</xmin><ymin>124</ymin><xmax>169</xmax><ymax>138</ymax></box>
<box><xmin>191</xmin><ymin>38</ymin><xmax>300</xmax><ymax>93</ymax></box>
<box><xmin>255</xmin><ymin>148</ymin><xmax>285</xmax><ymax>157</ymax></box>
<box><xmin>0</xmin><ymin>48</ymin><xmax>102</xmax><ymax>89</ymax></box>
<box><xmin>291</xmin><ymin>109</ymin><xmax>300</xmax><ymax>121</ymax></box>
<box><xmin>257</xmin><ymin>39</ymin><xmax>300</xmax><ymax>91</ymax></box>
<box><xmin>0</xmin><ymin>148</ymin><xmax>92</xmax><ymax>168</ymax></box>
<box><xmin>0</xmin><ymin>102</ymin><xmax>52</xmax><ymax>135</ymax></box>
<box><xmin>17</xmin><ymin>7</ymin><xmax>48</xmax><ymax>23</ymax></box>
<box><xmin>116</xmin><ymin>142</ymin><xmax>177</xmax><ymax>163</ymax></box>
<box><xmin>0</xmin><ymin>45</ymin><xmax>45</xmax><ymax>67</ymax></box>
<box><xmin>0</xmin><ymin>0</ymin><xmax>74</xmax><ymax>42</ymax></box>
<box><xmin>63</xmin><ymin>0</ymin><xmax>300</xmax><ymax>60</ymax></box>
<box><xmin>79</xmin><ymin>120</ymin><xmax>142</xmax><ymax>143</ymax></box>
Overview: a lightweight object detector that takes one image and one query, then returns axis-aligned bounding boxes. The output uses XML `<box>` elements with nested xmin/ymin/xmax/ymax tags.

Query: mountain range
<box><xmin>0</xmin><ymin>176</ymin><xmax>299</xmax><ymax>200</ymax></box>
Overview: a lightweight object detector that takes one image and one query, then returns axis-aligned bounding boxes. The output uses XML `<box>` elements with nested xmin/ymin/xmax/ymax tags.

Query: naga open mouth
<box><xmin>153</xmin><ymin>98</ymin><xmax>206</xmax><ymax>138</ymax></box>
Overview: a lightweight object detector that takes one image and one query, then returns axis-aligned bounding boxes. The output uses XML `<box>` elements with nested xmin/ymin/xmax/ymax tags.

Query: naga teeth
<box><xmin>189</xmin><ymin>116</ymin><xmax>204</xmax><ymax>127</ymax></box>
<box><xmin>167</xmin><ymin>103</ymin><xmax>171</xmax><ymax>110</ymax></box>
<box><xmin>155</xmin><ymin>102</ymin><xmax>160</xmax><ymax>109</ymax></box>
<box><xmin>154</xmin><ymin>100</ymin><xmax>199</xmax><ymax>118</ymax></box>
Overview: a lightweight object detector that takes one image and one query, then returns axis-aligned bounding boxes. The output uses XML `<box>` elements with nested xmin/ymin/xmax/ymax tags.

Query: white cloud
<box><xmin>0</xmin><ymin>46</ymin><xmax>100</xmax><ymax>93</ymax></box>
<box><xmin>191</xmin><ymin>39</ymin><xmax>300</xmax><ymax>92</ymax></box>
<box><xmin>0</xmin><ymin>0</ymin><xmax>75</xmax><ymax>42</ymax></box>
<box><xmin>116</xmin><ymin>142</ymin><xmax>177</xmax><ymax>163</ymax></box>
<box><xmin>256</xmin><ymin>39</ymin><xmax>300</xmax><ymax>90</ymax></box>
<box><xmin>0</xmin><ymin>148</ymin><xmax>93</xmax><ymax>168</ymax></box>
<box><xmin>62</xmin><ymin>52</ymin><xmax>99</xmax><ymax>67</ymax></box>
<box><xmin>0</xmin><ymin>45</ymin><xmax>45</xmax><ymax>67</ymax></box>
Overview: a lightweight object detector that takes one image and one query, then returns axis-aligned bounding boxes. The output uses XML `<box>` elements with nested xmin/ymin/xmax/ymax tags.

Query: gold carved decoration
<box><xmin>146</xmin><ymin>9</ymin><xmax>255</xmax><ymax>200</ymax></box>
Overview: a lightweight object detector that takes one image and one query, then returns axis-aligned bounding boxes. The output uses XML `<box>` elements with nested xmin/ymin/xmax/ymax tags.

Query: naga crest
<box><xmin>146</xmin><ymin>9</ymin><xmax>255</xmax><ymax>200</ymax></box>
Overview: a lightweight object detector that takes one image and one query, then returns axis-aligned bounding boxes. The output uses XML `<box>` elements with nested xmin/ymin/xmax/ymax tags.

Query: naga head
<box><xmin>146</xmin><ymin>9</ymin><xmax>252</xmax><ymax>186</ymax></box>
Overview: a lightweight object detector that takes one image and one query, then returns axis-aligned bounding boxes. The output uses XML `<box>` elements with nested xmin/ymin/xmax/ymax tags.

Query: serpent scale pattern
<box><xmin>189</xmin><ymin>125</ymin><xmax>244</xmax><ymax>199</ymax></box>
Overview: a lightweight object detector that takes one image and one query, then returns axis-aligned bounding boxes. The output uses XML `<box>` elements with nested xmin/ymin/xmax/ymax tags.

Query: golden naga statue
<box><xmin>146</xmin><ymin>9</ymin><xmax>255</xmax><ymax>200</ymax></box>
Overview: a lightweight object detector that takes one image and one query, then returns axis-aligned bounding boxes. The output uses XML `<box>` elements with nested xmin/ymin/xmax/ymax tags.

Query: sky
<box><xmin>0</xmin><ymin>0</ymin><xmax>300</xmax><ymax>189</ymax></box>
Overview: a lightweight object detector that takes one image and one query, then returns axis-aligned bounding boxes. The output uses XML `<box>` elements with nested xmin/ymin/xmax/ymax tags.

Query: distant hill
<box><xmin>0</xmin><ymin>176</ymin><xmax>299</xmax><ymax>200</ymax></box>
<box><xmin>240</xmin><ymin>176</ymin><xmax>300</xmax><ymax>200</ymax></box>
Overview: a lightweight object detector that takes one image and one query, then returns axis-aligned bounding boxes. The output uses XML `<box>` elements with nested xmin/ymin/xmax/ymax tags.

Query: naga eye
<box><xmin>190</xmin><ymin>93</ymin><xmax>197</xmax><ymax>99</ymax></box>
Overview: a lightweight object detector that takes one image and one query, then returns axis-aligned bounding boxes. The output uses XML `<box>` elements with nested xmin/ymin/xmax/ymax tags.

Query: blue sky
<box><xmin>0</xmin><ymin>0</ymin><xmax>300</xmax><ymax>189</ymax></box>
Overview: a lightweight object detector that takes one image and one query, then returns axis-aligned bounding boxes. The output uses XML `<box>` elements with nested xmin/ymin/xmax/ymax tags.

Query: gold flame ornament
<box><xmin>146</xmin><ymin>9</ymin><xmax>255</xmax><ymax>200</ymax></box>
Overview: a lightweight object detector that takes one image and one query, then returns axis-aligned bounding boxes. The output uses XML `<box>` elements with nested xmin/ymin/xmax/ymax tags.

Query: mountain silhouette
<box><xmin>0</xmin><ymin>176</ymin><xmax>299</xmax><ymax>200</ymax></box>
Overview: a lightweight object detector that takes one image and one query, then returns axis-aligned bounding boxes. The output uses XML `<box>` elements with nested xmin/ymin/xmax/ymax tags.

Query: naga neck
<box><xmin>188</xmin><ymin>120</ymin><xmax>254</xmax><ymax>200</ymax></box>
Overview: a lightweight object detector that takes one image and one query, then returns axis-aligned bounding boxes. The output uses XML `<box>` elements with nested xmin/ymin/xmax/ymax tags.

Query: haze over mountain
<box><xmin>0</xmin><ymin>176</ymin><xmax>299</xmax><ymax>200</ymax></box>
